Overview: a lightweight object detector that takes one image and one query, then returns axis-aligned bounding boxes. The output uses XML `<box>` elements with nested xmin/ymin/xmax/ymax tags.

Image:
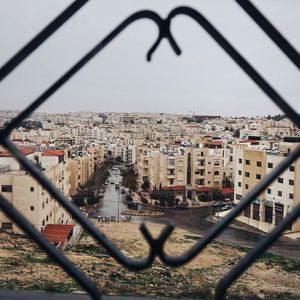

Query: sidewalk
<box><xmin>210</xmin><ymin>209</ymin><xmax>300</xmax><ymax>240</ymax></box>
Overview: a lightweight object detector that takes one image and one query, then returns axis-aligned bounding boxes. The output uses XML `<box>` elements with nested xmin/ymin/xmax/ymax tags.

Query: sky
<box><xmin>0</xmin><ymin>0</ymin><xmax>299</xmax><ymax>117</ymax></box>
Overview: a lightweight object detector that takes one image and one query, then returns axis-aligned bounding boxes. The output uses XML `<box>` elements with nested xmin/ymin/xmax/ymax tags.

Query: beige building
<box><xmin>0</xmin><ymin>149</ymin><xmax>72</xmax><ymax>234</ymax></box>
<box><xmin>234</xmin><ymin>142</ymin><xmax>300</xmax><ymax>233</ymax></box>
<box><xmin>69</xmin><ymin>154</ymin><xmax>94</xmax><ymax>196</ymax></box>
<box><xmin>137</xmin><ymin>143</ymin><xmax>224</xmax><ymax>199</ymax></box>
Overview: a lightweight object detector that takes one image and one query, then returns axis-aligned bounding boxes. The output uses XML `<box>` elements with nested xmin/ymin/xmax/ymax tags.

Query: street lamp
<box><xmin>117</xmin><ymin>185</ymin><xmax>120</xmax><ymax>222</ymax></box>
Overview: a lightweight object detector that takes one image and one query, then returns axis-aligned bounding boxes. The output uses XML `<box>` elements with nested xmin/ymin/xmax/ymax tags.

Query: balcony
<box><xmin>0</xmin><ymin>1</ymin><xmax>299</xmax><ymax>299</ymax></box>
<box><xmin>167</xmin><ymin>164</ymin><xmax>175</xmax><ymax>169</ymax></box>
<box><xmin>167</xmin><ymin>174</ymin><xmax>175</xmax><ymax>178</ymax></box>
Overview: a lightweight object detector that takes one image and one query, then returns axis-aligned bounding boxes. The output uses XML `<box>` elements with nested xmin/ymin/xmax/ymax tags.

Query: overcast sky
<box><xmin>0</xmin><ymin>0</ymin><xmax>299</xmax><ymax>116</ymax></box>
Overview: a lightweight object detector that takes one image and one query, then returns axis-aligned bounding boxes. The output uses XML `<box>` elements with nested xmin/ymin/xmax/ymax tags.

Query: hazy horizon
<box><xmin>1</xmin><ymin>0</ymin><xmax>299</xmax><ymax>116</ymax></box>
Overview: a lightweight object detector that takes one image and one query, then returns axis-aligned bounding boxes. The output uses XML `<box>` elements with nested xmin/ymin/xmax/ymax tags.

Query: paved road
<box><xmin>140</xmin><ymin>208</ymin><xmax>300</xmax><ymax>259</ymax></box>
<box><xmin>88</xmin><ymin>180</ymin><xmax>300</xmax><ymax>259</ymax></box>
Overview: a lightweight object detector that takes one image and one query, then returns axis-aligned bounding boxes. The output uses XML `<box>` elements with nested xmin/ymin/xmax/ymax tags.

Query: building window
<box><xmin>278</xmin><ymin>178</ymin><xmax>283</xmax><ymax>183</ymax></box>
<box><xmin>289</xmin><ymin>165</ymin><xmax>295</xmax><ymax>172</ymax></box>
<box><xmin>168</xmin><ymin>159</ymin><xmax>175</xmax><ymax>166</ymax></box>
<box><xmin>42</xmin><ymin>220</ymin><xmax>45</xmax><ymax>226</ymax></box>
<box><xmin>245</xmin><ymin>184</ymin><xmax>249</xmax><ymax>189</ymax></box>
<box><xmin>30</xmin><ymin>206</ymin><xmax>34</xmax><ymax>211</ymax></box>
<box><xmin>267</xmin><ymin>188</ymin><xmax>271</xmax><ymax>194</ymax></box>
<box><xmin>245</xmin><ymin>160</ymin><xmax>250</xmax><ymax>165</ymax></box>
<box><xmin>238</xmin><ymin>170</ymin><xmax>242</xmax><ymax>175</ymax></box>
<box><xmin>236</xmin><ymin>194</ymin><xmax>242</xmax><ymax>200</ymax></box>
<box><xmin>268</xmin><ymin>162</ymin><xmax>273</xmax><ymax>168</ymax></box>
<box><xmin>30</xmin><ymin>187</ymin><xmax>34</xmax><ymax>192</ymax></box>
<box><xmin>289</xmin><ymin>179</ymin><xmax>294</xmax><ymax>186</ymax></box>
<box><xmin>289</xmin><ymin>193</ymin><xmax>294</xmax><ymax>199</ymax></box>
<box><xmin>245</xmin><ymin>172</ymin><xmax>250</xmax><ymax>177</ymax></box>
<box><xmin>214</xmin><ymin>171</ymin><xmax>219</xmax><ymax>176</ymax></box>
<box><xmin>256</xmin><ymin>161</ymin><xmax>262</xmax><ymax>167</ymax></box>
<box><xmin>1</xmin><ymin>185</ymin><xmax>12</xmax><ymax>192</ymax></box>
<box><xmin>1</xmin><ymin>222</ymin><xmax>13</xmax><ymax>230</ymax></box>
<box><xmin>278</xmin><ymin>191</ymin><xmax>282</xmax><ymax>197</ymax></box>
<box><xmin>238</xmin><ymin>182</ymin><xmax>241</xmax><ymax>187</ymax></box>
<box><xmin>256</xmin><ymin>174</ymin><xmax>261</xmax><ymax>180</ymax></box>
<box><xmin>239</xmin><ymin>158</ymin><xmax>242</xmax><ymax>164</ymax></box>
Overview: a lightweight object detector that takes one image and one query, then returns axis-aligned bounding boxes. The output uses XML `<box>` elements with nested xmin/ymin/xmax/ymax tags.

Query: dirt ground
<box><xmin>0</xmin><ymin>221</ymin><xmax>299</xmax><ymax>299</ymax></box>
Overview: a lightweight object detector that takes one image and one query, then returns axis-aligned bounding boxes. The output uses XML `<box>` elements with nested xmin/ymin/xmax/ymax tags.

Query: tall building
<box><xmin>234</xmin><ymin>142</ymin><xmax>300</xmax><ymax>232</ymax></box>
<box><xmin>0</xmin><ymin>148</ymin><xmax>72</xmax><ymax>234</ymax></box>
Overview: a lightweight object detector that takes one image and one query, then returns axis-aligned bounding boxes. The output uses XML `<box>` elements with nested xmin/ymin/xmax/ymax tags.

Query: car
<box><xmin>213</xmin><ymin>201</ymin><xmax>224</xmax><ymax>207</ymax></box>
<box><xmin>174</xmin><ymin>203</ymin><xmax>189</xmax><ymax>210</ymax></box>
<box><xmin>127</xmin><ymin>202</ymin><xmax>138</xmax><ymax>210</ymax></box>
<box><xmin>220</xmin><ymin>205</ymin><xmax>232</xmax><ymax>211</ymax></box>
<box><xmin>103</xmin><ymin>216</ymin><xmax>110</xmax><ymax>222</ymax></box>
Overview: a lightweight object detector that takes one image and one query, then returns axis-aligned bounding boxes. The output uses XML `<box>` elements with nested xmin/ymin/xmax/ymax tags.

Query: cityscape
<box><xmin>0</xmin><ymin>109</ymin><xmax>299</xmax><ymax>298</ymax></box>
<box><xmin>0</xmin><ymin>0</ymin><xmax>300</xmax><ymax>299</ymax></box>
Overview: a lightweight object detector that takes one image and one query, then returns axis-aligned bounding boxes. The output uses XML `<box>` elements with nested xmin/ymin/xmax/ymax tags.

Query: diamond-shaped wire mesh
<box><xmin>0</xmin><ymin>1</ymin><xmax>299</xmax><ymax>299</ymax></box>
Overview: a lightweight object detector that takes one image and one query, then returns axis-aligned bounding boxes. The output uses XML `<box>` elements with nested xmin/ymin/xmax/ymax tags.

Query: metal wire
<box><xmin>235</xmin><ymin>0</ymin><xmax>300</xmax><ymax>70</ymax></box>
<box><xmin>0</xmin><ymin>193</ymin><xmax>101</xmax><ymax>300</ymax></box>
<box><xmin>215</xmin><ymin>203</ymin><xmax>300</xmax><ymax>299</ymax></box>
<box><xmin>0</xmin><ymin>1</ymin><xmax>299</xmax><ymax>299</ymax></box>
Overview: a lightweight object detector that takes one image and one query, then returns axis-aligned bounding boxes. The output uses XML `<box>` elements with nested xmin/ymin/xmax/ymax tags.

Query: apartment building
<box><xmin>69</xmin><ymin>153</ymin><xmax>94</xmax><ymax>196</ymax></box>
<box><xmin>0</xmin><ymin>148</ymin><xmax>72</xmax><ymax>234</ymax></box>
<box><xmin>234</xmin><ymin>142</ymin><xmax>300</xmax><ymax>232</ymax></box>
<box><xmin>137</xmin><ymin>143</ymin><xmax>224</xmax><ymax>199</ymax></box>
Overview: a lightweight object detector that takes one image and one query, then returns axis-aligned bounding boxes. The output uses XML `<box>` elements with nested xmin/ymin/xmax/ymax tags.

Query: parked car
<box><xmin>121</xmin><ymin>215</ymin><xmax>132</xmax><ymax>222</ymax></box>
<box><xmin>213</xmin><ymin>201</ymin><xmax>224</xmax><ymax>207</ymax></box>
<box><xmin>127</xmin><ymin>202</ymin><xmax>138</xmax><ymax>210</ymax></box>
<box><xmin>220</xmin><ymin>205</ymin><xmax>232</xmax><ymax>211</ymax></box>
<box><xmin>174</xmin><ymin>202</ymin><xmax>189</xmax><ymax>210</ymax></box>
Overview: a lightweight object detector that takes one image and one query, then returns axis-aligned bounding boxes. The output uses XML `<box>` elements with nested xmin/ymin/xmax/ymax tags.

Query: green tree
<box><xmin>122</xmin><ymin>174</ymin><xmax>137</xmax><ymax>191</ymax></box>
<box><xmin>233</xmin><ymin>128</ymin><xmax>240</xmax><ymax>138</ymax></box>
<box><xmin>141</xmin><ymin>180</ymin><xmax>150</xmax><ymax>191</ymax></box>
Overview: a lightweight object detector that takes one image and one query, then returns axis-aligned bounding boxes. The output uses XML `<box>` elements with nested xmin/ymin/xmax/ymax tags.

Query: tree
<box><xmin>141</xmin><ymin>180</ymin><xmax>150</xmax><ymax>191</ymax></box>
<box><xmin>233</xmin><ymin>129</ymin><xmax>240</xmax><ymax>138</ymax></box>
<box><xmin>122</xmin><ymin>174</ymin><xmax>137</xmax><ymax>191</ymax></box>
<box><xmin>150</xmin><ymin>188</ymin><xmax>175</xmax><ymax>207</ymax></box>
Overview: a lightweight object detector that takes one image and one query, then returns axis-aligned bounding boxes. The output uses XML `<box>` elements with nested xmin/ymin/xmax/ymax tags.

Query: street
<box><xmin>87</xmin><ymin>177</ymin><xmax>300</xmax><ymax>259</ymax></box>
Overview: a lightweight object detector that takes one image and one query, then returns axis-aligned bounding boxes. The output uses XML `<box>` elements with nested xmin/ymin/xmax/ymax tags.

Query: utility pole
<box><xmin>209</xmin><ymin>193</ymin><xmax>212</xmax><ymax>222</ymax></box>
<box><xmin>117</xmin><ymin>187</ymin><xmax>120</xmax><ymax>222</ymax></box>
